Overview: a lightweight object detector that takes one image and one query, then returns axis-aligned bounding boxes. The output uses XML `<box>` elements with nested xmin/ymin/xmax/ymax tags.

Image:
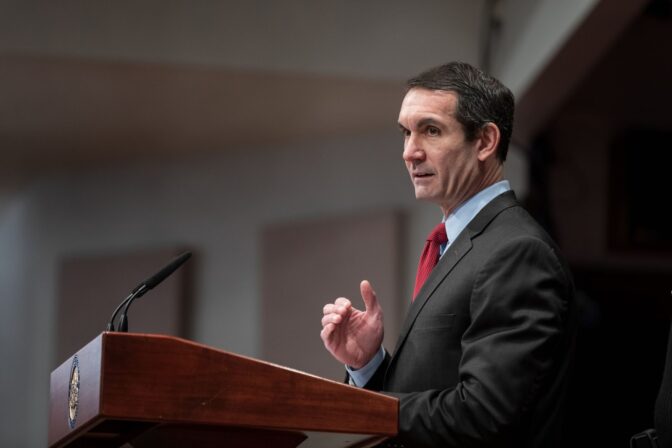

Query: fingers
<box><xmin>321</xmin><ymin>297</ymin><xmax>352</xmax><ymax>329</ymax></box>
<box><xmin>322</xmin><ymin>298</ymin><xmax>351</xmax><ymax>315</ymax></box>
<box><xmin>321</xmin><ymin>312</ymin><xmax>343</xmax><ymax>327</ymax></box>
<box><xmin>320</xmin><ymin>323</ymin><xmax>341</xmax><ymax>360</ymax></box>
<box><xmin>335</xmin><ymin>297</ymin><xmax>351</xmax><ymax>307</ymax></box>
<box><xmin>320</xmin><ymin>322</ymin><xmax>338</xmax><ymax>357</ymax></box>
<box><xmin>360</xmin><ymin>280</ymin><xmax>379</xmax><ymax>313</ymax></box>
<box><xmin>320</xmin><ymin>322</ymin><xmax>335</xmax><ymax>341</ymax></box>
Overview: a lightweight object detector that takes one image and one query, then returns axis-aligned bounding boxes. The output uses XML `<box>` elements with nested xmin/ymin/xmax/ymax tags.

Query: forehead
<box><xmin>398</xmin><ymin>88</ymin><xmax>458</xmax><ymax>125</ymax></box>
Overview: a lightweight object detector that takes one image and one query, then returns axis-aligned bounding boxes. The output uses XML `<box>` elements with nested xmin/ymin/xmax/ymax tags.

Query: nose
<box><xmin>402</xmin><ymin>133</ymin><xmax>425</xmax><ymax>163</ymax></box>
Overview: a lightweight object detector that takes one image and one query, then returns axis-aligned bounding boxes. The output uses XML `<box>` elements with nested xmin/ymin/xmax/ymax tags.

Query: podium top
<box><xmin>49</xmin><ymin>332</ymin><xmax>398</xmax><ymax>448</ymax></box>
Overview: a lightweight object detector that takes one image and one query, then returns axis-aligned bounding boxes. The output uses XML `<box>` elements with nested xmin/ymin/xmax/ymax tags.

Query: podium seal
<box><xmin>67</xmin><ymin>355</ymin><xmax>80</xmax><ymax>429</ymax></box>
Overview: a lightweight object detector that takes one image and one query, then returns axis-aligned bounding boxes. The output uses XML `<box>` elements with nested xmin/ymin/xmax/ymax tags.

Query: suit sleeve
<box><xmin>389</xmin><ymin>236</ymin><xmax>573</xmax><ymax>447</ymax></box>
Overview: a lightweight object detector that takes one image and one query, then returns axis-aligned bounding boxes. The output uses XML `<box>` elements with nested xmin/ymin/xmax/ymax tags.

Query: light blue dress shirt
<box><xmin>346</xmin><ymin>180</ymin><xmax>512</xmax><ymax>387</ymax></box>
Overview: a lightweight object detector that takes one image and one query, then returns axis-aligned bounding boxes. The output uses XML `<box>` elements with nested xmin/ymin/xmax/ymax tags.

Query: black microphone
<box><xmin>106</xmin><ymin>251</ymin><xmax>192</xmax><ymax>332</ymax></box>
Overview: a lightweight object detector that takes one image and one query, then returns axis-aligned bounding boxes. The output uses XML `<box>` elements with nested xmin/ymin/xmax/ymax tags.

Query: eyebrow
<box><xmin>398</xmin><ymin>117</ymin><xmax>443</xmax><ymax>132</ymax></box>
<box><xmin>417</xmin><ymin>117</ymin><xmax>443</xmax><ymax>129</ymax></box>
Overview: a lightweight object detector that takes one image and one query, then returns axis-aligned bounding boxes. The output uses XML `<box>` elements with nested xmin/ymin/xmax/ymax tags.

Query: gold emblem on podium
<box><xmin>67</xmin><ymin>355</ymin><xmax>80</xmax><ymax>429</ymax></box>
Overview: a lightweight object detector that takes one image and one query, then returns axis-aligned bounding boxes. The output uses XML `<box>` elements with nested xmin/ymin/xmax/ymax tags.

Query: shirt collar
<box><xmin>443</xmin><ymin>180</ymin><xmax>511</xmax><ymax>249</ymax></box>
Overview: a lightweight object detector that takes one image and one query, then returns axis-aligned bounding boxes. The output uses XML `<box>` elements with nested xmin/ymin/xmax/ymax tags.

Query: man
<box><xmin>320</xmin><ymin>62</ymin><xmax>576</xmax><ymax>447</ymax></box>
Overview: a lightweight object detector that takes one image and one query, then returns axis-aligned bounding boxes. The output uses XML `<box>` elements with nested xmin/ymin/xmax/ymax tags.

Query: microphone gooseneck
<box><xmin>106</xmin><ymin>251</ymin><xmax>192</xmax><ymax>333</ymax></box>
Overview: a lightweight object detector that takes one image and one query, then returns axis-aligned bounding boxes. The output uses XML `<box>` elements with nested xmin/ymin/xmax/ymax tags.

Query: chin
<box><xmin>414</xmin><ymin>192</ymin><xmax>435</xmax><ymax>202</ymax></box>
<box><xmin>413</xmin><ymin>186</ymin><xmax>433</xmax><ymax>199</ymax></box>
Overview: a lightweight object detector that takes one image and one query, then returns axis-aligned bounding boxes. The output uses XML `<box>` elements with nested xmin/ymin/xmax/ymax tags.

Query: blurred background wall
<box><xmin>0</xmin><ymin>0</ymin><xmax>670</xmax><ymax>446</ymax></box>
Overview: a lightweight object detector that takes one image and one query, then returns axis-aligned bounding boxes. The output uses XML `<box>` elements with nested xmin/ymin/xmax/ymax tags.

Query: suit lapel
<box><xmin>389</xmin><ymin>191</ymin><xmax>519</xmax><ymax>360</ymax></box>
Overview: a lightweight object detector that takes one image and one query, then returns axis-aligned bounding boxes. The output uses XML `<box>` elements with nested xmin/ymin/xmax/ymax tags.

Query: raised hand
<box><xmin>320</xmin><ymin>280</ymin><xmax>384</xmax><ymax>369</ymax></box>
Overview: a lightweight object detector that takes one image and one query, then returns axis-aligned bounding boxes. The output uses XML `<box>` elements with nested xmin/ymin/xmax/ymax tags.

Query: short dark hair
<box><xmin>406</xmin><ymin>61</ymin><xmax>514</xmax><ymax>162</ymax></box>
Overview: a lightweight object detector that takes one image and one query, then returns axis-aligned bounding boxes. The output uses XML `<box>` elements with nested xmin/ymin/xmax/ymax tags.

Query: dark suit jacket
<box><xmin>366</xmin><ymin>191</ymin><xmax>577</xmax><ymax>448</ymax></box>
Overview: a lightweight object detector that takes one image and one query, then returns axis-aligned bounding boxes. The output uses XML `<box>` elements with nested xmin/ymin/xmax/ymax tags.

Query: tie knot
<box><xmin>428</xmin><ymin>222</ymin><xmax>448</xmax><ymax>245</ymax></box>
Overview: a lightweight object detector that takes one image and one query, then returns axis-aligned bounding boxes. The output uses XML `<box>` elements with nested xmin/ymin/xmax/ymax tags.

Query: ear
<box><xmin>475</xmin><ymin>122</ymin><xmax>501</xmax><ymax>162</ymax></box>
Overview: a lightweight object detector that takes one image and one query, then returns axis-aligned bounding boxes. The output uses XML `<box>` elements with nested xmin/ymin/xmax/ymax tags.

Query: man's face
<box><xmin>398</xmin><ymin>88</ymin><xmax>484</xmax><ymax>216</ymax></box>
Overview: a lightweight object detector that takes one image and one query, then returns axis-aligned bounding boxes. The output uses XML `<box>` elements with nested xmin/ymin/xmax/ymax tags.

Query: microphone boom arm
<box><xmin>105</xmin><ymin>251</ymin><xmax>191</xmax><ymax>333</ymax></box>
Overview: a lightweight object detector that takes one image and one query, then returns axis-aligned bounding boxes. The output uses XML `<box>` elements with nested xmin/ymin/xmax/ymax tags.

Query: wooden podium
<box><xmin>49</xmin><ymin>332</ymin><xmax>398</xmax><ymax>448</ymax></box>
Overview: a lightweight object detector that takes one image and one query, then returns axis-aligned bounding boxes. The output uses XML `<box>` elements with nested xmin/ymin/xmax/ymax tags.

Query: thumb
<box><xmin>360</xmin><ymin>280</ymin><xmax>380</xmax><ymax>313</ymax></box>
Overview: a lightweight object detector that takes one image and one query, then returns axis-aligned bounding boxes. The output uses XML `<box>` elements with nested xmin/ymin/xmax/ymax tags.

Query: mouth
<box><xmin>412</xmin><ymin>172</ymin><xmax>434</xmax><ymax>180</ymax></box>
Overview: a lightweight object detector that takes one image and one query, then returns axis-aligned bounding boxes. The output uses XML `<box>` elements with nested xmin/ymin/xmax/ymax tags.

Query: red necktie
<box><xmin>413</xmin><ymin>222</ymin><xmax>448</xmax><ymax>301</ymax></box>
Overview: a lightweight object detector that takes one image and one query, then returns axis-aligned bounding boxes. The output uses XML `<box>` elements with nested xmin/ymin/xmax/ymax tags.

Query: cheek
<box><xmin>438</xmin><ymin>154</ymin><xmax>473</xmax><ymax>185</ymax></box>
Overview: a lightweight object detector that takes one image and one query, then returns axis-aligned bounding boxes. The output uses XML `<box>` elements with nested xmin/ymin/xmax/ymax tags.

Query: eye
<box><xmin>399</xmin><ymin>127</ymin><xmax>411</xmax><ymax>138</ymax></box>
<box><xmin>427</xmin><ymin>126</ymin><xmax>440</xmax><ymax>137</ymax></box>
